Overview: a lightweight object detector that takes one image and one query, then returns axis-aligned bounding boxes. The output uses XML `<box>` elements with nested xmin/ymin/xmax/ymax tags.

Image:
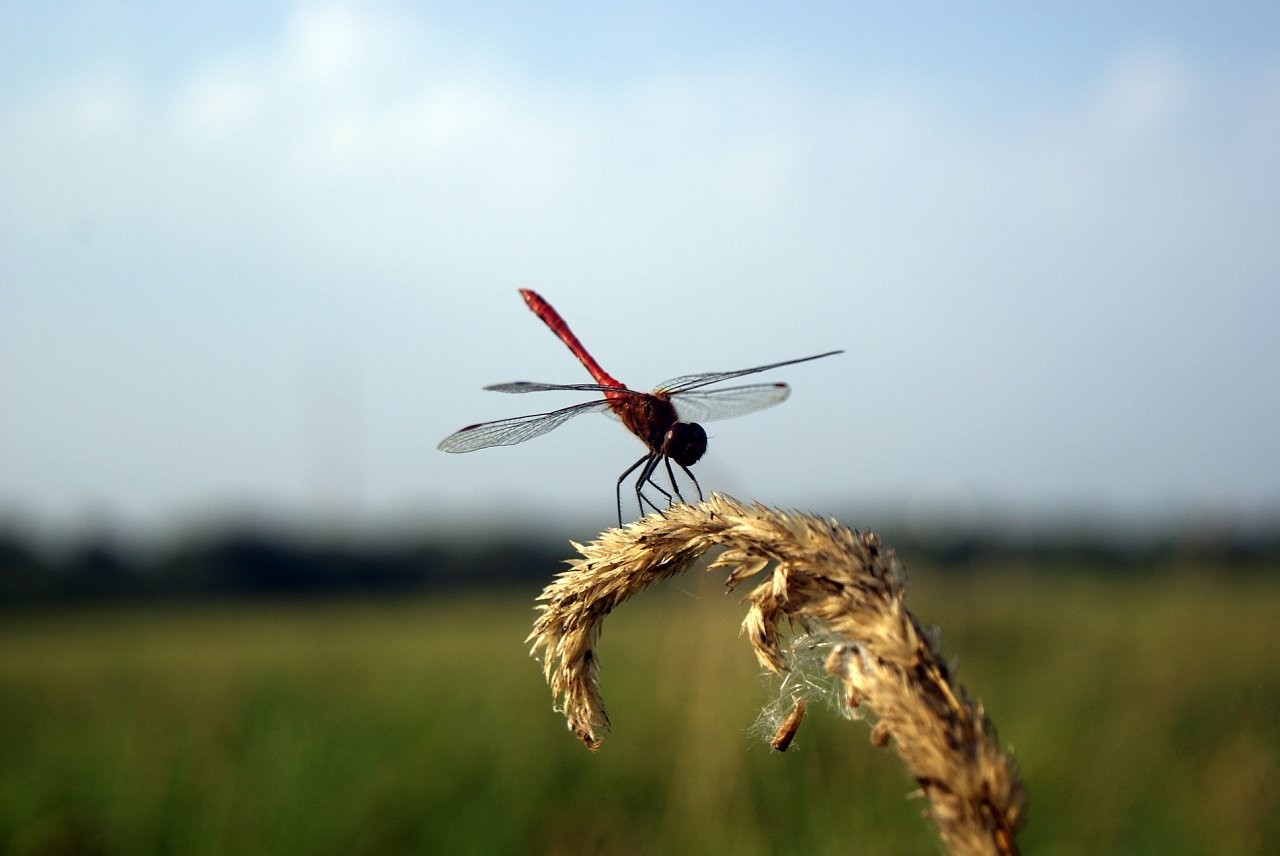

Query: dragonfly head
<box><xmin>662</xmin><ymin>422</ymin><xmax>708</xmax><ymax>467</ymax></box>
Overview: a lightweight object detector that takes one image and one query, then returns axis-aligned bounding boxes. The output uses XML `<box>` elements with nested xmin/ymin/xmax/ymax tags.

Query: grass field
<box><xmin>2</xmin><ymin>563</ymin><xmax>1278</xmax><ymax>855</ymax></box>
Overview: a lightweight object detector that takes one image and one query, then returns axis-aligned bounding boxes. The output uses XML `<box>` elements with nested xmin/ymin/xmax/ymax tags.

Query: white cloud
<box><xmin>1094</xmin><ymin>47</ymin><xmax>1192</xmax><ymax>145</ymax></box>
<box><xmin>281</xmin><ymin>3</ymin><xmax>391</xmax><ymax>85</ymax></box>
<box><xmin>177</xmin><ymin>61</ymin><xmax>263</xmax><ymax>138</ymax></box>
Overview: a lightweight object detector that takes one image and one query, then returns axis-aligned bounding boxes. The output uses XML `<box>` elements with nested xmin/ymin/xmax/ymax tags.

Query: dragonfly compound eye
<box><xmin>663</xmin><ymin>422</ymin><xmax>708</xmax><ymax>467</ymax></box>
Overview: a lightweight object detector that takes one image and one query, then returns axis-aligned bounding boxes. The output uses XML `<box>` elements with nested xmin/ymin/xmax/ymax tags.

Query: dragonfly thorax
<box><xmin>662</xmin><ymin>422</ymin><xmax>708</xmax><ymax>467</ymax></box>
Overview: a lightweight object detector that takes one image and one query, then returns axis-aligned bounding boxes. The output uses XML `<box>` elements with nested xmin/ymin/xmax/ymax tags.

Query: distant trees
<box><xmin>0</xmin><ymin>526</ymin><xmax>564</xmax><ymax>604</ymax></box>
<box><xmin>1</xmin><ymin>518</ymin><xmax>1274</xmax><ymax>606</ymax></box>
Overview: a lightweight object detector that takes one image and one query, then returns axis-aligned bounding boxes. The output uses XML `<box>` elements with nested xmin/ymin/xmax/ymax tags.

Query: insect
<box><xmin>770</xmin><ymin>696</ymin><xmax>807</xmax><ymax>752</ymax></box>
<box><xmin>438</xmin><ymin>289</ymin><xmax>841</xmax><ymax>523</ymax></box>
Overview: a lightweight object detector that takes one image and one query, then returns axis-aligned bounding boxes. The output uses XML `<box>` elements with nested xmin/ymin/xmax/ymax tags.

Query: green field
<box><xmin>2</xmin><ymin>565</ymin><xmax>1278</xmax><ymax>855</ymax></box>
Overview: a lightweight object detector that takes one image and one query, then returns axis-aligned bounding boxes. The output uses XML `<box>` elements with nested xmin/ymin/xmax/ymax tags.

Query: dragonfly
<box><xmin>438</xmin><ymin>289</ymin><xmax>842</xmax><ymax>524</ymax></box>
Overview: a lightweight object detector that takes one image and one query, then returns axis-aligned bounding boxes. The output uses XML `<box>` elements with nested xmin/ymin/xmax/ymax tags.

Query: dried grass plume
<box><xmin>528</xmin><ymin>494</ymin><xmax>1027</xmax><ymax>856</ymax></box>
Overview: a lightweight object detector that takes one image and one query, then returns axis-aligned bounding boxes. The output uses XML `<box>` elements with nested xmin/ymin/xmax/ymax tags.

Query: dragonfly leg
<box><xmin>616</xmin><ymin>452</ymin><xmax>654</xmax><ymax>526</ymax></box>
<box><xmin>636</xmin><ymin>454</ymin><xmax>671</xmax><ymax>517</ymax></box>
<box><xmin>676</xmin><ymin>461</ymin><xmax>704</xmax><ymax>503</ymax></box>
<box><xmin>663</xmin><ymin>456</ymin><xmax>695</xmax><ymax>506</ymax></box>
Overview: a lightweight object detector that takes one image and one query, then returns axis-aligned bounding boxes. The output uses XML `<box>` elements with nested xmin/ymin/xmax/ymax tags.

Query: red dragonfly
<box><xmin>438</xmin><ymin>289</ymin><xmax>842</xmax><ymax>523</ymax></box>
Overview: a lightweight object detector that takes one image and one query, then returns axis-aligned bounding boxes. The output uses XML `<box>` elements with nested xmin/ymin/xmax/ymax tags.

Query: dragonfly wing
<box><xmin>669</xmin><ymin>383</ymin><xmax>791</xmax><ymax>423</ymax></box>
<box><xmin>484</xmin><ymin>381</ymin><xmax>630</xmax><ymax>394</ymax></box>
<box><xmin>438</xmin><ymin>400</ymin><xmax>610</xmax><ymax>452</ymax></box>
<box><xmin>657</xmin><ymin>350</ymin><xmax>843</xmax><ymax>393</ymax></box>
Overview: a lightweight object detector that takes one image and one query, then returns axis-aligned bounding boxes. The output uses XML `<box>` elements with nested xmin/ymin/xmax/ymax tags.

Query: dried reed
<box><xmin>528</xmin><ymin>494</ymin><xmax>1027</xmax><ymax>856</ymax></box>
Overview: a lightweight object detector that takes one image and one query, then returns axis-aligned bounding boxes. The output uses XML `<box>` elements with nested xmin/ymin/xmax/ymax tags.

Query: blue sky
<box><xmin>2</xmin><ymin>2</ymin><xmax>1278</xmax><ymax>536</ymax></box>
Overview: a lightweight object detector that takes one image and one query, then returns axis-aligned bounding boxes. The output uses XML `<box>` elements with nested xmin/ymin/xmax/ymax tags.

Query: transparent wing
<box><xmin>437</xmin><ymin>400</ymin><xmax>610</xmax><ymax>452</ymax></box>
<box><xmin>656</xmin><ymin>350</ymin><xmax>843</xmax><ymax>393</ymax></box>
<box><xmin>484</xmin><ymin>381</ymin><xmax>631</xmax><ymax>394</ymax></box>
<box><xmin>669</xmin><ymin>383</ymin><xmax>791</xmax><ymax>423</ymax></box>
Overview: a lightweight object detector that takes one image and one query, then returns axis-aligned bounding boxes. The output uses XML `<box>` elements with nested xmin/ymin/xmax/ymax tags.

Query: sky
<box><xmin>2</xmin><ymin>2</ymin><xmax>1278</xmax><ymax>538</ymax></box>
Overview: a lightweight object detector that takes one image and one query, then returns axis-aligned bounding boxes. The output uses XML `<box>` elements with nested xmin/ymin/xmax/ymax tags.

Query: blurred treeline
<box><xmin>3</xmin><ymin>515</ymin><xmax>1276</xmax><ymax>605</ymax></box>
<box><xmin>0</xmin><ymin>526</ymin><xmax>563</xmax><ymax>604</ymax></box>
